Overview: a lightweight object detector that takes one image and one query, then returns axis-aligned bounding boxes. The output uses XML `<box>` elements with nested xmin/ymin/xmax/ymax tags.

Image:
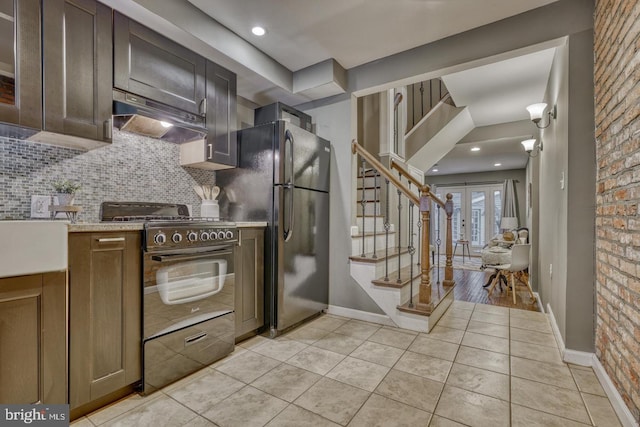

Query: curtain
<box><xmin>502</xmin><ymin>179</ymin><xmax>518</xmax><ymax>225</ymax></box>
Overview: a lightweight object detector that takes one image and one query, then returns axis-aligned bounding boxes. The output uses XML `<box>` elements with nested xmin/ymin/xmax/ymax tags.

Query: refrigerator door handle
<box><xmin>284</xmin><ymin>129</ymin><xmax>295</xmax><ymax>242</ymax></box>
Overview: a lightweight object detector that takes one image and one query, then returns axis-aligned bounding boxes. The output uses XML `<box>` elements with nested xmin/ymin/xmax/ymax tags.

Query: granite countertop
<box><xmin>236</xmin><ymin>222</ymin><xmax>268</xmax><ymax>228</ymax></box>
<box><xmin>67</xmin><ymin>223</ymin><xmax>145</xmax><ymax>232</ymax></box>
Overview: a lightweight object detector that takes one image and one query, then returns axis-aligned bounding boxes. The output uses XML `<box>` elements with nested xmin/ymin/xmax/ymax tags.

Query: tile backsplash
<box><xmin>0</xmin><ymin>129</ymin><xmax>214</xmax><ymax>221</ymax></box>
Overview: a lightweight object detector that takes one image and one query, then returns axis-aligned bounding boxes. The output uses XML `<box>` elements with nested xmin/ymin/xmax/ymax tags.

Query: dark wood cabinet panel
<box><xmin>205</xmin><ymin>61</ymin><xmax>237</xmax><ymax>168</ymax></box>
<box><xmin>42</xmin><ymin>0</ymin><xmax>112</xmax><ymax>142</ymax></box>
<box><xmin>235</xmin><ymin>228</ymin><xmax>265</xmax><ymax>339</ymax></box>
<box><xmin>0</xmin><ymin>0</ymin><xmax>42</xmax><ymax>129</ymax></box>
<box><xmin>113</xmin><ymin>12</ymin><xmax>206</xmax><ymax>116</ymax></box>
<box><xmin>0</xmin><ymin>272</ymin><xmax>67</xmax><ymax>404</ymax></box>
<box><xmin>69</xmin><ymin>232</ymin><xmax>141</xmax><ymax>411</ymax></box>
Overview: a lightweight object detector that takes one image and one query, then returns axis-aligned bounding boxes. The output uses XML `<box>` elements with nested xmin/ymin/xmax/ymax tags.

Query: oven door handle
<box><xmin>151</xmin><ymin>249</ymin><xmax>233</xmax><ymax>263</ymax></box>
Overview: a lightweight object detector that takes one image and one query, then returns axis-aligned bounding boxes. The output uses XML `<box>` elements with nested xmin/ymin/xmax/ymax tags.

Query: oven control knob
<box><xmin>154</xmin><ymin>232</ymin><xmax>167</xmax><ymax>245</ymax></box>
<box><xmin>209</xmin><ymin>231</ymin><xmax>218</xmax><ymax>240</ymax></box>
<box><xmin>171</xmin><ymin>232</ymin><xmax>182</xmax><ymax>243</ymax></box>
<box><xmin>225</xmin><ymin>231</ymin><xmax>234</xmax><ymax>239</ymax></box>
<box><xmin>216</xmin><ymin>231</ymin><xmax>226</xmax><ymax>240</ymax></box>
<box><xmin>200</xmin><ymin>231</ymin><xmax>210</xmax><ymax>241</ymax></box>
<box><xmin>187</xmin><ymin>231</ymin><xmax>198</xmax><ymax>242</ymax></box>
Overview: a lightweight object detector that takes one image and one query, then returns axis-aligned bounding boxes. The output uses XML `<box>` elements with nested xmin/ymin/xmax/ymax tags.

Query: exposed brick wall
<box><xmin>594</xmin><ymin>0</ymin><xmax>640</xmax><ymax>420</ymax></box>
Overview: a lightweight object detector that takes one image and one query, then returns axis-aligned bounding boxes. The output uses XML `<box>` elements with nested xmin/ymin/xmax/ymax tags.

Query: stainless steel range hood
<box><xmin>112</xmin><ymin>89</ymin><xmax>206</xmax><ymax>143</ymax></box>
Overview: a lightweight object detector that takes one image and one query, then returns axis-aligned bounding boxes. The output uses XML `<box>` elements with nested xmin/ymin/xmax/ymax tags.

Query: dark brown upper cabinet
<box><xmin>205</xmin><ymin>61</ymin><xmax>237</xmax><ymax>168</ymax></box>
<box><xmin>113</xmin><ymin>11</ymin><xmax>207</xmax><ymax>117</ymax></box>
<box><xmin>0</xmin><ymin>0</ymin><xmax>42</xmax><ymax>130</ymax></box>
<box><xmin>43</xmin><ymin>0</ymin><xmax>113</xmax><ymax>143</ymax></box>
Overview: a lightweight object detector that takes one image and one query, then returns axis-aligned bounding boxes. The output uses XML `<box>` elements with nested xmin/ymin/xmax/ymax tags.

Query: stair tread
<box><xmin>371</xmin><ymin>264</ymin><xmax>422</xmax><ymax>289</ymax></box>
<box><xmin>349</xmin><ymin>247</ymin><xmax>410</xmax><ymax>263</ymax></box>
<box><xmin>351</xmin><ymin>230</ymin><xmax>396</xmax><ymax>238</ymax></box>
<box><xmin>356</xmin><ymin>200</ymin><xmax>381</xmax><ymax>204</ymax></box>
<box><xmin>357</xmin><ymin>186</ymin><xmax>381</xmax><ymax>190</ymax></box>
<box><xmin>397</xmin><ymin>280</ymin><xmax>455</xmax><ymax>316</ymax></box>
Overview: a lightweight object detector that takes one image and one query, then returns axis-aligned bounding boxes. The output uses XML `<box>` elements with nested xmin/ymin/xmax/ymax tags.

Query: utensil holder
<box><xmin>201</xmin><ymin>200</ymin><xmax>219</xmax><ymax>219</ymax></box>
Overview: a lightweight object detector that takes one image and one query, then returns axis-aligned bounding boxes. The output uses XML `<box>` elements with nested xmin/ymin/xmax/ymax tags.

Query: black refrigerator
<box><xmin>216</xmin><ymin>120</ymin><xmax>330</xmax><ymax>335</ymax></box>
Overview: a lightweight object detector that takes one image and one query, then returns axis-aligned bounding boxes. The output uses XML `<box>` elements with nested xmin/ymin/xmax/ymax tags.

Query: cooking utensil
<box><xmin>211</xmin><ymin>186</ymin><xmax>220</xmax><ymax>200</ymax></box>
<box><xmin>194</xmin><ymin>185</ymin><xmax>205</xmax><ymax>200</ymax></box>
<box><xmin>203</xmin><ymin>185</ymin><xmax>211</xmax><ymax>200</ymax></box>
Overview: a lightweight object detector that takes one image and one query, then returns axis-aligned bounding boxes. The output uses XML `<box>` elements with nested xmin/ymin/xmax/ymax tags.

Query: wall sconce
<box><xmin>526</xmin><ymin>102</ymin><xmax>557</xmax><ymax>129</ymax></box>
<box><xmin>521</xmin><ymin>138</ymin><xmax>543</xmax><ymax>157</ymax></box>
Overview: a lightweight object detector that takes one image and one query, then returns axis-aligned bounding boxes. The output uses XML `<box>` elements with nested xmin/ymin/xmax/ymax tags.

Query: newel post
<box><xmin>444</xmin><ymin>193</ymin><xmax>455</xmax><ymax>287</ymax></box>
<box><xmin>419</xmin><ymin>188</ymin><xmax>432</xmax><ymax>307</ymax></box>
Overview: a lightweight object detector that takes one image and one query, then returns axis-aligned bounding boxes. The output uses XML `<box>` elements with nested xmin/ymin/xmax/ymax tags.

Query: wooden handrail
<box><xmin>352</xmin><ymin>140</ymin><xmax>419</xmax><ymax>206</ymax></box>
<box><xmin>389</xmin><ymin>159</ymin><xmax>447</xmax><ymax>209</ymax></box>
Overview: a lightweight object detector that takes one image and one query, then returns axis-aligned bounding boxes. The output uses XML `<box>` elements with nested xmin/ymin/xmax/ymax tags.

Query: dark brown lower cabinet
<box><xmin>69</xmin><ymin>232</ymin><xmax>141</xmax><ymax>418</ymax></box>
<box><xmin>235</xmin><ymin>228</ymin><xmax>265</xmax><ymax>340</ymax></box>
<box><xmin>0</xmin><ymin>272</ymin><xmax>67</xmax><ymax>404</ymax></box>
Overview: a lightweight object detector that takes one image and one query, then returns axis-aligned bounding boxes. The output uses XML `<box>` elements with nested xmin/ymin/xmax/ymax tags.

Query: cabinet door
<box><xmin>0</xmin><ymin>0</ymin><xmax>41</xmax><ymax>128</ymax></box>
<box><xmin>43</xmin><ymin>0</ymin><xmax>112</xmax><ymax>142</ymax></box>
<box><xmin>235</xmin><ymin>228</ymin><xmax>265</xmax><ymax>338</ymax></box>
<box><xmin>205</xmin><ymin>61</ymin><xmax>237</xmax><ymax>167</ymax></box>
<box><xmin>113</xmin><ymin>12</ymin><xmax>206</xmax><ymax>116</ymax></box>
<box><xmin>69</xmin><ymin>232</ymin><xmax>141</xmax><ymax>409</ymax></box>
<box><xmin>0</xmin><ymin>272</ymin><xmax>66</xmax><ymax>404</ymax></box>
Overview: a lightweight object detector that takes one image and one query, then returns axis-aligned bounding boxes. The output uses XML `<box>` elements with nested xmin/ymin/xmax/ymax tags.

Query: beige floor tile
<box><xmin>455</xmin><ymin>345</ymin><xmax>510</xmax><ymax>374</ymax></box>
<box><xmin>251</xmin><ymin>338</ymin><xmax>309</xmax><ymax>362</ymax></box>
<box><xmin>582</xmin><ymin>392</ymin><xmax>622</xmax><ymax>426</ymax></box>
<box><xmin>466</xmin><ymin>320</ymin><xmax>510</xmax><ymax>338</ymax></box>
<box><xmin>286</xmin><ymin>345</ymin><xmax>345</xmax><ymax>375</ymax></box>
<box><xmin>209</xmin><ymin>347</ymin><xmax>248</xmax><ymax>369</ymax></box>
<box><xmin>510</xmin><ymin>327</ymin><xmax>557</xmax><ymax>348</ymax></box>
<box><xmin>214</xmin><ymin>350</ymin><xmax>281</xmax><ymax>383</ymax></box>
<box><xmin>434</xmin><ymin>385</ymin><xmax>510</xmax><ymax>427</ymax></box>
<box><xmin>429</xmin><ymin>415</ymin><xmax>467</xmax><ymax>426</ymax></box>
<box><xmin>444</xmin><ymin>308</ymin><xmax>473</xmax><ymax>320</ymax></box>
<box><xmin>446</xmin><ymin>363</ymin><xmax>509</xmax><ymax>401</ymax></box>
<box><xmin>334</xmin><ymin>320</ymin><xmax>381</xmax><ymax>340</ymax></box>
<box><xmin>87</xmin><ymin>392</ymin><xmax>157</xmax><ymax>425</ymax></box>
<box><xmin>511</xmin><ymin>403</ymin><xmax>590</xmax><ymax>426</ymax></box>
<box><xmin>427</xmin><ymin>326</ymin><xmax>465</xmax><ymax>344</ymax></box>
<box><xmin>312</xmin><ymin>332</ymin><xmax>364</xmax><ymax>355</ymax></box>
<box><xmin>284</xmin><ymin>325</ymin><xmax>332</xmax><ymax>345</ymax></box>
<box><xmin>102</xmin><ymin>394</ymin><xmax>197</xmax><ymax>427</ymax></box>
<box><xmin>251</xmin><ymin>363</ymin><xmax>322</xmax><ymax>402</ymax></box>
<box><xmin>265</xmin><ymin>404</ymin><xmax>340</xmax><ymax>427</ymax></box>
<box><xmin>470</xmin><ymin>311</ymin><xmax>509</xmax><ymax>326</ymax></box>
<box><xmin>435</xmin><ymin>314</ymin><xmax>469</xmax><ymax>331</ymax></box>
<box><xmin>511</xmin><ymin>356</ymin><xmax>577</xmax><ymax>390</ymax></box>
<box><xmin>350</xmin><ymin>340</ymin><xmax>405</xmax><ymax>367</ymax></box>
<box><xmin>570</xmin><ymin>367</ymin><xmax>606</xmax><ymax>396</ymax></box>
<box><xmin>237</xmin><ymin>335</ymin><xmax>269</xmax><ymax>350</ymax></box>
<box><xmin>367</xmin><ymin>327</ymin><xmax>417</xmax><ymax>349</ymax></box>
<box><xmin>374</xmin><ymin>369</ymin><xmax>444</xmax><ymax>413</ymax></box>
<box><xmin>307</xmin><ymin>315</ymin><xmax>350</xmax><ymax>331</ymax></box>
<box><xmin>451</xmin><ymin>300</ymin><xmax>476</xmax><ymax>310</ymax></box>
<box><xmin>511</xmin><ymin>377</ymin><xmax>591</xmax><ymax>424</ymax></box>
<box><xmin>165</xmin><ymin>370</ymin><xmax>245</xmax><ymax>413</ymax></box>
<box><xmin>510</xmin><ymin>316</ymin><xmax>552</xmax><ymax>333</ymax></box>
<box><xmin>474</xmin><ymin>303</ymin><xmax>510</xmax><ymax>315</ymax></box>
<box><xmin>294</xmin><ymin>377</ymin><xmax>370</xmax><ymax>425</ymax></box>
<box><xmin>510</xmin><ymin>308</ymin><xmax>547</xmax><ymax>321</ymax></box>
<box><xmin>70</xmin><ymin>417</ymin><xmax>94</xmax><ymax>427</ymax></box>
<box><xmin>348</xmin><ymin>393</ymin><xmax>432</xmax><ymax>427</ymax></box>
<box><xmin>461</xmin><ymin>331</ymin><xmax>509</xmax><ymax>354</ymax></box>
<box><xmin>326</xmin><ymin>356</ymin><xmax>390</xmax><ymax>391</ymax></box>
<box><xmin>510</xmin><ymin>340</ymin><xmax>564</xmax><ymax>365</ymax></box>
<box><xmin>408</xmin><ymin>334</ymin><xmax>460</xmax><ymax>362</ymax></box>
<box><xmin>394</xmin><ymin>351</ymin><xmax>452</xmax><ymax>382</ymax></box>
<box><xmin>201</xmin><ymin>386</ymin><xmax>288</xmax><ymax>427</ymax></box>
<box><xmin>183</xmin><ymin>415</ymin><xmax>217</xmax><ymax>426</ymax></box>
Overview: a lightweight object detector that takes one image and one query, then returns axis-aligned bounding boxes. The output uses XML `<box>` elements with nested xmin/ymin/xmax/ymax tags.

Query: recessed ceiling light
<box><xmin>252</xmin><ymin>26</ymin><xmax>266</xmax><ymax>36</ymax></box>
<box><xmin>432</xmin><ymin>169</ymin><xmax>438</xmax><ymax>172</ymax></box>
<box><xmin>470</xmin><ymin>147</ymin><xmax>480</xmax><ymax>152</ymax></box>
<box><xmin>494</xmin><ymin>163</ymin><xmax>502</xmax><ymax>167</ymax></box>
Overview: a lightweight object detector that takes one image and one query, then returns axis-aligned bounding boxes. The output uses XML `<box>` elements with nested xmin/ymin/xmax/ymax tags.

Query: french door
<box><xmin>435</xmin><ymin>185</ymin><xmax>503</xmax><ymax>251</ymax></box>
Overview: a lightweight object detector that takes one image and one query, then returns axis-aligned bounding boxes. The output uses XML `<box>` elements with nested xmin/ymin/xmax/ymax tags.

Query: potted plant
<box><xmin>52</xmin><ymin>180</ymin><xmax>81</xmax><ymax>206</ymax></box>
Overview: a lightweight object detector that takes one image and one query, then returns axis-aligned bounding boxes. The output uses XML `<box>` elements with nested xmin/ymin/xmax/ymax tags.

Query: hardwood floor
<box><xmin>432</xmin><ymin>267</ymin><xmax>540</xmax><ymax>312</ymax></box>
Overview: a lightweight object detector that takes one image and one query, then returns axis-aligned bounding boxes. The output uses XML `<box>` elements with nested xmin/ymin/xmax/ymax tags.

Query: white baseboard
<box><xmin>534</xmin><ymin>292</ymin><xmax>544</xmax><ymax>313</ymax></box>
<box><xmin>592</xmin><ymin>355</ymin><xmax>639</xmax><ymax>427</ymax></box>
<box><xmin>326</xmin><ymin>305</ymin><xmax>396</xmax><ymax>327</ymax></box>
<box><xmin>547</xmin><ymin>304</ymin><xmax>639</xmax><ymax>427</ymax></box>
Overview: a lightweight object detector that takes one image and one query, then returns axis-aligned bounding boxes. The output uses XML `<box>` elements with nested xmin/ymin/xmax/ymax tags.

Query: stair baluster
<box><xmin>372</xmin><ymin>172</ymin><xmax>378</xmax><ymax>258</ymax></box>
<box><xmin>383</xmin><ymin>179</ymin><xmax>390</xmax><ymax>281</ymax></box>
<box><xmin>360</xmin><ymin>159</ymin><xmax>367</xmax><ymax>257</ymax></box>
<box><xmin>408</xmin><ymin>196</ymin><xmax>415</xmax><ymax>308</ymax></box>
<box><xmin>417</xmin><ymin>207</ymin><xmax>422</xmax><ymax>266</ymax></box>
<box><xmin>436</xmin><ymin>204</ymin><xmax>442</xmax><ymax>285</ymax></box>
<box><xmin>396</xmin><ymin>172</ymin><xmax>403</xmax><ymax>284</ymax></box>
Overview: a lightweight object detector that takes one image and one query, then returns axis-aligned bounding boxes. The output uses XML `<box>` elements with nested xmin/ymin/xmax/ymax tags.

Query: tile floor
<box><xmin>73</xmin><ymin>301</ymin><xmax>622</xmax><ymax>427</ymax></box>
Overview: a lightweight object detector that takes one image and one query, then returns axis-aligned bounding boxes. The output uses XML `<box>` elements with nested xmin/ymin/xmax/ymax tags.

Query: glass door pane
<box><xmin>470</xmin><ymin>191</ymin><xmax>486</xmax><ymax>247</ymax></box>
<box><xmin>493</xmin><ymin>190</ymin><xmax>502</xmax><ymax>236</ymax></box>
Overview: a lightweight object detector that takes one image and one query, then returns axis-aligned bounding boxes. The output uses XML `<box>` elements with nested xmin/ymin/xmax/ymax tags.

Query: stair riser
<box><xmin>400</xmin><ymin>275</ymin><xmax>423</xmax><ymax>304</ymax></box>
<box><xmin>373</xmin><ymin>253</ymin><xmax>416</xmax><ymax>277</ymax></box>
<box><xmin>356</xmin><ymin>216</ymin><xmax>386</xmax><ymax>232</ymax></box>
<box><xmin>351</xmin><ymin>233</ymin><xmax>397</xmax><ymax>255</ymax></box>
<box><xmin>356</xmin><ymin>188</ymin><xmax>380</xmax><ymax>201</ymax></box>
<box><xmin>357</xmin><ymin>203</ymin><xmax>381</xmax><ymax>216</ymax></box>
<box><xmin>357</xmin><ymin>177</ymin><xmax>380</xmax><ymax>188</ymax></box>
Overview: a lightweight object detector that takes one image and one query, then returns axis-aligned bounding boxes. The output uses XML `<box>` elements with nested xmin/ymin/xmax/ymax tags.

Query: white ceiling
<box><xmin>187</xmin><ymin>0</ymin><xmax>558</xmax><ymax>72</ymax></box>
